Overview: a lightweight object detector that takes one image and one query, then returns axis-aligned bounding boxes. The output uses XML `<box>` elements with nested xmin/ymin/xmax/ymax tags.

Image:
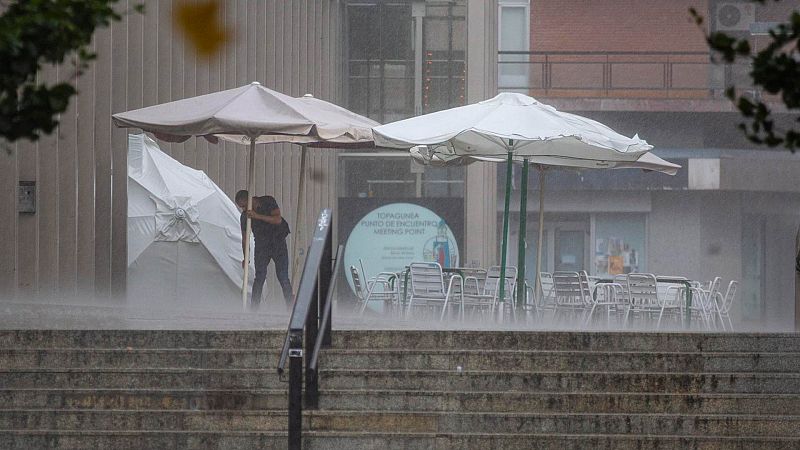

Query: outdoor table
<box><xmin>655</xmin><ymin>276</ymin><xmax>693</xmax><ymax>329</ymax></box>
<box><xmin>590</xmin><ymin>276</ymin><xmax>693</xmax><ymax>329</ymax></box>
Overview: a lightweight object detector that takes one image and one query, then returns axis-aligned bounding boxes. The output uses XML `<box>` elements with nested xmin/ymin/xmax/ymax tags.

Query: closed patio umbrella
<box><xmin>114</xmin><ymin>81</ymin><xmax>379</xmax><ymax>309</ymax></box>
<box><xmin>375</xmin><ymin>92</ymin><xmax>677</xmax><ymax>308</ymax></box>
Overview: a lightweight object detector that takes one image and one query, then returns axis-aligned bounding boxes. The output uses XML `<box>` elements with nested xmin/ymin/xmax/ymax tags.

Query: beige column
<box><xmin>464</xmin><ymin>0</ymin><xmax>499</xmax><ymax>268</ymax></box>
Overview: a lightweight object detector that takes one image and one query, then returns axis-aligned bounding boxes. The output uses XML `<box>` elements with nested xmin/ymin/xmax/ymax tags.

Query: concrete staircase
<box><xmin>1</xmin><ymin>330</ymin><xmax>799</xmax><ymax>449</ymax></box>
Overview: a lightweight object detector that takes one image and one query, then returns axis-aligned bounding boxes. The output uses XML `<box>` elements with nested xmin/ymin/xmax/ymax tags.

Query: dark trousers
<box><xmin>252</xmin><ymin>240</ymin><xmax>293</xmax><ymax>307</ymax></box>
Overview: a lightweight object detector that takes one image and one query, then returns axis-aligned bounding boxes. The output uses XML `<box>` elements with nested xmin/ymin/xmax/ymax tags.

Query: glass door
<box><xmin>555</xmin><ymin>228</ymin><xmax>587</xmax><ymax>272</ymax></box>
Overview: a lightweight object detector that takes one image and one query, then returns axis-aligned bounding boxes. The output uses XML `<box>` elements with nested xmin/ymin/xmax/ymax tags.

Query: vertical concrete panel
<box><xmin>182</xmin><ymin>22</ymin><xmax>197</xmax><ymax>171</ymax></box>
<box><xmin>76</xmin><ymin>46</ymin><xmax>97</xmax><ymax>298</ymax></box>
<box><xmin>142</xmin><ymin>0</ymin><xmax>159</xmax><ymax>108</ymax></box>
<box><xmin>207</xmin><ymin>38</ymin><xmax>221</xmax><ymax>184</ymax></box>
<box><xmin>109</xmin><ymin>7</ymin><xmax>129</xmax><ymax>299</ymax></box>
<box><xmin>194</xmin><ymin>55</ymin><xmax>210</xmax><ymax>173</ymax></box>
<box><xmin>156</xmin><ymin>0</ymin><xmax>172</xmax><ymax>104</ymax></box>
<box><xmin>0</xmin><ymin>144</ymin><xmax>16</xmax><ymax>298</ymax></box>
<box><xmin>299</xmin><ymin>0</ymin><xmax>309</xmax><ymax>95</ymax></box>
<box><xmin>15</xmin><ymin>141</ymin><xmax>37</xmax><ymax>298</ymax></box>
<box><xmin>171</xmin><ymin>3</ymin><xmax>185</xmax><ymax>163</ymax></box>
<box><xmin>93</xmin><ymin>24</ymin><xmax>113</xmax><ymax>299</ymax></box>
<box><xmin>36</xmin><ymin>66</ymin><xmax>61</xmax><ymax>299</ymax></box>
<box><xmin>56</xmin><ymin>61</ymin><xmax>79</xmax><ymax>299</ymax></box>
<box><xmin>266</xmin><ymin>1</ymin><xmax>276</xmax><ymax>89</ymax></box>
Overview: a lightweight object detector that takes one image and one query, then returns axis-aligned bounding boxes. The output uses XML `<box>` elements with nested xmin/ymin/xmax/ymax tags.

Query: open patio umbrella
<box><xmin>114</xmin><ymin>82</ymin><xmax>379</xmax><ymax>309</ymax></box>
<box><xmin>410</xmin><ymin>145</ymin><xmax>679</xmax><ymax>306</ymax></box>
<box><xmin>374</xmin><ymin>92</ymin><xmax>674</xmax><ymax>307</ymax></box>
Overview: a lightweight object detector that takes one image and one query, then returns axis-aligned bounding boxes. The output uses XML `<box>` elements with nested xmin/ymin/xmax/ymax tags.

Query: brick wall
<box><xmin>531</xmin><ymin>0</ymin><xmax>709</xmax><ymax>52</ymax></box>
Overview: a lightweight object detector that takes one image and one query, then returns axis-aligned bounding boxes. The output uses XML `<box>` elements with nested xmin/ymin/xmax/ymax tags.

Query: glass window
<box><xmin>499</xmin><ymin>5</ymin><xmax>530</xmax><ymax>90</ymax></box>
<box><xmin>346</xmin><ymin>3</ymin><xmax>414</xmax><ymax>123</ymax></box>
<box><xmin>422</xmin><ymin>5</ymin><xmax>466</xmax><ymax>113</ymax></box>
<box><xmin>594</xmin><ymin>214</ymin><xmax>647</xmax><ymax>277</ymax></box>
<box><xmin>340</xmin><ymin>157</ymin><xmax>464</xmax><ymax>199</ymax></box>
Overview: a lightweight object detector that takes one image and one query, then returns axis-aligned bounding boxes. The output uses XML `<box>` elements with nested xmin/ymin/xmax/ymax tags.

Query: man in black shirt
<box><xmin>236</xmin><ymin>190</ymin><xmax>293</xmax><ymax>309</ymax></box>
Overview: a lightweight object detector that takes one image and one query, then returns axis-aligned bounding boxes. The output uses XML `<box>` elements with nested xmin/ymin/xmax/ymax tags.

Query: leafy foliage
<box><xmin>0</xmin><ymin>0</ymin><xmax>142</xmax><ymax>144</ymax></box>
<box><xmin>691</xmin><ymin>1</ymin><xmax>800</xmax><ymax>151</ymax></box>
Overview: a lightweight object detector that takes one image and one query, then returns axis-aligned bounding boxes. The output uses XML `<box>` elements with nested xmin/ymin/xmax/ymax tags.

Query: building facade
<box><xmin>2</xmin><ymin>0</ymin><xmax>796</xmax><ymax>329</ymax></box>
<box><xmin>498</xmin><ymin>0</ymin><xmax>800</xmax><ymax>329</ymax></box>
<box><xmin>0</xmin><ymin>0</ymin><xmax>498</xmax><ymax>303</ymax></box>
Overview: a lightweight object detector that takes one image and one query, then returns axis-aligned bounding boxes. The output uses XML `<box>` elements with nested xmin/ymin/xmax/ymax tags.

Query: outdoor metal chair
<box><xmin>656</xmin><ymin>281</ymin><xmax>689</xmax><ymax>330</ymax></box>
<box><xmin>586</xmin><ymin>278</ymin><xmax>627</xmax><ymax>329</ymax></box>
<box><xmin>350</xmin><ymin>265</ymin><xmax>399</xmax><ymax>316</ymax></box>
<box><xmin>406</xmin><ymin>262</ymin><xmax>463</xmax><ymax>321</ymax></box>
<box><xmin>552</xmin><ymin>271</ymin><xmax>590</xmax><ymax>325</ymax></box>
<box><xmin>623</xmin><ymin>273</ymin><xmax>663</xmax><ymax>328</ymax></box>
<box><xmin>462</xmin><ymin>266</ymin><xmax>517</xmax><ymax>322</ymax></box>
<box><xmin>684</xmin><ymin>277</ymin><xmax>722</xmax><ymax>330</ymax></box>
<box><xmin>714</xmin><ymin>280</ymin><xmax>738</xmax><ymax>331</ymax></box>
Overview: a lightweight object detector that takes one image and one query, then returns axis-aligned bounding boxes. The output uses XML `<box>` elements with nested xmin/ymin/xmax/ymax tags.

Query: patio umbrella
<box><xmin>114</xmin><ymin>82</ymin><xmax>379</xmax><ymax>309</ymax></box>
<box><xmin>374</xmin><ymin>92</ymin><xmax>672</xmax><ymax>307</ymax></box>
<box><xmin>410</xmin><ymin>145</ymin><xmax>679</xmax><ymax>306</ymax></box>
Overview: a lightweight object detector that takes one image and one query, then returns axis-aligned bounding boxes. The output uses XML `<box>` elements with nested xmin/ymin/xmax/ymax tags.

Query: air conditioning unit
<box><xmin>714</xmin><ymin>1</ymin><xmax>756</xmax><ymax>32</ymax></box>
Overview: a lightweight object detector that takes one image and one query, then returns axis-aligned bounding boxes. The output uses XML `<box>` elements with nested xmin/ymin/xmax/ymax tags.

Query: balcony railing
<box><xmin>498</xmin><ymin>51</ymin><xmax>755</xmax><ymax>100</ymax></box>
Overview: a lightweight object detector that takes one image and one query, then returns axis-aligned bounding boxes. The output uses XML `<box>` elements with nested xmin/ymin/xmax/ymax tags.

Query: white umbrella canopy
<box><xmin>114</xmin><ymin>82</ymin><xmax>380</xmax><ymax>309</ymax></box>
<box><xmin>374</xmin><ymin>93</ymin><xmax>676</xmax><ymax>310</ymax></box>
<box><xmin>375</xmin><ymin>92</ymin><xmax>652</xmax><ymax>160</ymax></box>
<box><xmin>410</xmin><ymin>145</ymin><xmax>680</xmax><ymax>175</ymax></box>
<box><xmin>127</xmin><ymin>134</ymin><xmax>253</xmax><ymax>295</ymax></box>
<box><xmin>113</xmin><ymin>82</ymin><xmax>378</xmax><ymax>145</ymax></box>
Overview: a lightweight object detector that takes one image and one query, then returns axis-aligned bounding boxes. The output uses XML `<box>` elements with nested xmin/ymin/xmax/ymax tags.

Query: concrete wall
<box><xmin>648</xmin><ymin>190</ymin><xmax>800</xmax><ymax>327</ymax></box>
<box><xmin>464</xmin><ymin>0</ymin><xmax>499</xmax><ymax>268</ymax></box>
<box><xmin>0</xmin><ymin>0</ymin><xmax>345</xmax><ymax>302</ymax></box>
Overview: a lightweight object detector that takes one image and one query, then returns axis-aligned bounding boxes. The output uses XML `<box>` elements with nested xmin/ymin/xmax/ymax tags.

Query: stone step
<box><xmin>4</xmin><ymin>348</ymin><xmax>798</xmax><ymax>372</ymax></box>
<box><xmin>0</xmin><ymin>349</ymin><xmax>282</xmax><ymax>369</ymax></box>
<box><xmin>3</xmin><ymin>389</ymin><xmax>800</xmax><ymax>415</ymax></box>
<box><xmin>5</xmin><ymin>368</ymin><xmax>799</xmax><ymax>393</ymax></box>
<box><xmin>302</xmin><ymin>411</ymin><xmax>800</xmax><ymax>437</ymax></box>
<box><xmin>2</xmin><ymin>330</ymin><xmax>799</xmax><ymax>353</ymax></box>
<box><xmin>0</xmin><ymin>369</ymin><xmax>285</xmax><ymax>390</ymax></box>
<box><xmin>6</xmin><ymin>430</ymin><xmax>799</xmax><ymax>450</ymax></box>
<box><xmin>318</xmin><ymin>349</ymin><xmax>800</xmax><ymax>373</ymax></box>
<box><xmin>320</xmin><ymin>369</ymin><xmax>800</xmax><ymax>394</ymax></box>
<box><xmin>318</xmin><ymin>390</ymin><xmax>800</xmax><ymax>415</ymax></box>
<box><xmin>0</xmin><ymin>330</ymin><xmax>286</xmax><ymax>349</ymax></box>
<box><xmin>0</xmin><ymin>389</ymin><xmax>288</xmax><ymax>411</ymax></box>
<box><xmin>0</xmin><ymin>409</ymin><xmax>285</xmax><ymax>432</ymax></box>
<box><xmin>329</xmin><ymin>331</ymin><xmax>800</xmax><ymax>352</ymax></box>
<box><xmin>1</xmin><ymin>410</ymin><xmax>799</xmax><ymax>437</ymax></box>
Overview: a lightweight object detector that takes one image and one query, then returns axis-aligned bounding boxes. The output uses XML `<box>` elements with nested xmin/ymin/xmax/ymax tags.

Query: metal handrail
<box><xmin>310</xmin><ymin>244</ymin><xmax>344</xmax><ymax>373</ymax></box>
<box><xmin>497</xmin><ymin>50</ymin><xmax>754</xmax><ymax>98</ymax></box>
<box><xmin>276</xmin><ymin>208</ymin><xmax>335</xmax><ymax>450</ymax></box>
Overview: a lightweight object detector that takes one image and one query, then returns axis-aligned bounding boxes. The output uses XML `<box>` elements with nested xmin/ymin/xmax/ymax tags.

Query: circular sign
<box><xmin>344</xmin><ymin>203</ymin><xmax>460</xmax><ymax>300</ymax></box>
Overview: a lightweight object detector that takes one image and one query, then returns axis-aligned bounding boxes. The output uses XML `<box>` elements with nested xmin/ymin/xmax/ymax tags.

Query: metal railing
<box><xmin>498</xmin><ymin>50</ymin><xmax>754</xmax><ymax>99</ymax></box>
<box><xmin>277</xmin><ymin>208</ymin><xmax>342</xmax><ymax>449</ymax></box>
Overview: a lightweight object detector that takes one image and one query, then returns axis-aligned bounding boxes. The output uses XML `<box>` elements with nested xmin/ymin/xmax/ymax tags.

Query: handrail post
<box><xmin>321</xmin><ymin>225</ymin><xmax>333</xmax><ymax>347</ymax></box>
<box><xmin>304</xmin><ymin>277</ymin><xmax>319</xmax><ymax>409</ymax></box>
<box><xmin>287</xmin><ymin>331</ymin><xmax>303</xmax><ymax>450</ymax></box>
<box><xmin>278</xmin><ymin>208</ymin><xmax>333</xmax><ymax>449</ymax></box>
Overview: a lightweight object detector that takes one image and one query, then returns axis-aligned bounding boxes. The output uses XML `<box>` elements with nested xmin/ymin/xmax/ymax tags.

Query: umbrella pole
<box><xmin>291</xmin><ymin>145</ymin><xmax>307</xmax><ymax>294</ymax></box>
<box><xmin>242</xmin><ymin>139</ymin><xmax>257</xmax><ymax>310</ymax></box>
<box><xmin>534</xmin><ymin>167</ymin><xmax>545</xmax><ymax>306</ymax></box>
<box><xmin>498</xmin><ymin>150</ymin><xmax>513</xmax><ymax>319</ymax></box>
<box><xmin>516</xmin><ymin>158</ymin><xmax>529</xmax><ymax>315</ymax></box>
